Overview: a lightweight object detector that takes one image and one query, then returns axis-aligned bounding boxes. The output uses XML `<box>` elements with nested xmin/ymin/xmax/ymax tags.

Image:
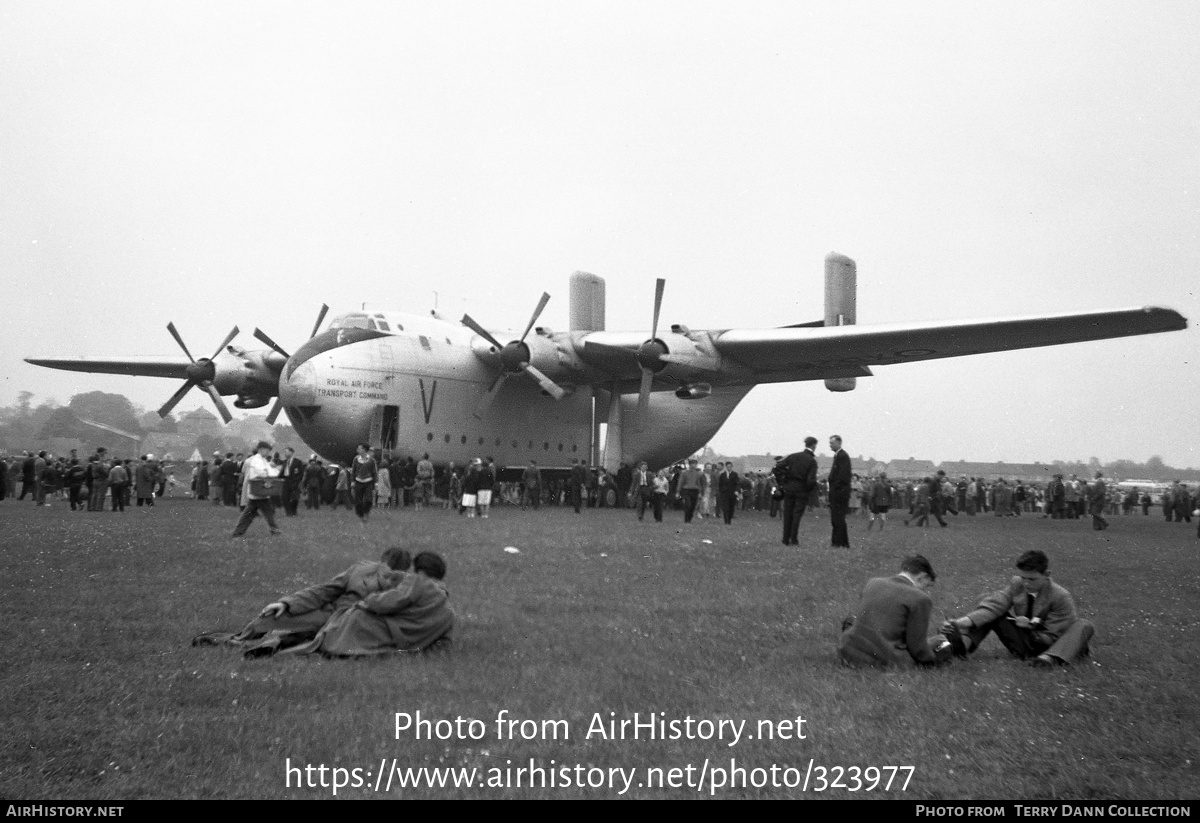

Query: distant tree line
<box><xmin>0</xmin><ymin>391</ymin><xmax>305</xmax><ymax>458</ymax></box>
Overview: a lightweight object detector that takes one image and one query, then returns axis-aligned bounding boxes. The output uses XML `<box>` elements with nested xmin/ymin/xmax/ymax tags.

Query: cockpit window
<box><xmin>376</xmin><ymin>320</ymin><xmax>391</xmax><ymax>331</ymax></box>
<box><xmin>328</xmin><ymin>313</ymin><xmax>371</xmax><ymax>330</ymax></box>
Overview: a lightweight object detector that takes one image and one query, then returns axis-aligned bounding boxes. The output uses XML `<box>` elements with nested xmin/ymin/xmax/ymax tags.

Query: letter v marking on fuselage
<box><xmin>419</xmin><ymin>379</ymin><xmax>437</xmax><ymax>424</ymax></box>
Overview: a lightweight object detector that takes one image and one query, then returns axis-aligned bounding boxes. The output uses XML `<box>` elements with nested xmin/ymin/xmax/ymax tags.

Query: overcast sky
<box><xmin>2</xmin><ymin>1</ymin><xmax>1197</xmax><ymax>467</ymax></box>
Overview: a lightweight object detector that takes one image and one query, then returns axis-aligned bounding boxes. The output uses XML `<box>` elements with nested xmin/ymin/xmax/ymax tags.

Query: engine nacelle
<box><xmin>824</xmin><ymin>378</ymin><xmax>857</xmax><ymax>393</ymax></box>
<box><xmin>675</xmin><ymin>382</ymin><xmax>712</xmax><ymax>400</ymax></box>
<box><xmin>210</xmin><ymin>348</ymin><xmax>287</xmax><ymax>399</ymax></box>
<box><xmin>234</xmin><ymin>396</ymin><xmax>272</xmax><ymax>409</ymax></box>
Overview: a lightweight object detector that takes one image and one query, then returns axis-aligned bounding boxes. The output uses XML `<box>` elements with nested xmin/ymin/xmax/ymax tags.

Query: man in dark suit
<box><xmin>775</xmin><ymin>436</ymin><xmax>819</xmax><ymax>546</ymax></box>
<box><xmin>717</xmin><ymin>461</ymin><xmax>739</xmax><ymax>524</ymax></box>
<box><xmin>839</xmin><ymin>554</ymin><xmax>952</xmax><ymax>667</ymax></box>
<box><xmin>941</xmin><ymin>549</ymin><xmax>1094</xmax><ymax>667</ymax></box>
<box><xmin>828</xmin><ymin>435</ymin><xmax>852</xmax><ymax>547</ymax></box>
<box><xmin>570</xmin><ymin>459</ymin><xmax>589</xmax><ymax>514</ymax></box>
<box><xmin>280</xmin><ymin>447</ymin><xmax>305</xmax><ymax>516</ymax></box>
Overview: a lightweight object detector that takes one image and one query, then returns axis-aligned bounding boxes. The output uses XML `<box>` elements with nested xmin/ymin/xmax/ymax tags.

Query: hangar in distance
<box><xmin>26</xmin><ymin>253</ymin><xmax>1188</xmax><ymax>470</ymax></box>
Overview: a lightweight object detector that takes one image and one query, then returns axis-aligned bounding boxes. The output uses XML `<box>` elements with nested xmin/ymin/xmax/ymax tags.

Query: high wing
<box><xmin>571</xmin><ymin>306</ymin><xmax>1187</xmax><ymax>387</ymax></box>
<box><xmin>709</xmin><ymin>306</ymin><xmax>1187</xmax><ymax>383</ymax></box>
<box><xmin>22</xmin><ymin>357</ymin><xmax>193</xmax><ymax>379</ymax></box>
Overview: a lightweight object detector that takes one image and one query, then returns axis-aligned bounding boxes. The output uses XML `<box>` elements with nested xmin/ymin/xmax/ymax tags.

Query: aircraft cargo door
<box><xmin>370</xmin><ymin>404</ymin><xmax>399</xmax><ymax>452</ymax></box>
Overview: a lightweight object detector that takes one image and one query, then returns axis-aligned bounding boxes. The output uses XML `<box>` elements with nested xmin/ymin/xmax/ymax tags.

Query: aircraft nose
<box><xmin>279</xmin><ymin>359</ymin><xmax>320</xmax><ymax>421</ymax></box>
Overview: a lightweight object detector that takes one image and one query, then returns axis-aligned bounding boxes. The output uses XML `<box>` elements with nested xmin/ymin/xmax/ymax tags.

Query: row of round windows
<box><xmin>425</xmin><ymin>432</ymin><xmax>579</xmax><ymax>452</ymax></box>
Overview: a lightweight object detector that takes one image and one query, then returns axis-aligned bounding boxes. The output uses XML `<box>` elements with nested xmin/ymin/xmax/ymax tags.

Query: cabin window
<box><xmin>376</xmin><ymin>320</ymin><xmax>391</xmax><ymax>332</ymax></box>
<box><xmin>419</xmin><ymin>335</ymin><xmax>431</xmax><ymax>350</ymax></box>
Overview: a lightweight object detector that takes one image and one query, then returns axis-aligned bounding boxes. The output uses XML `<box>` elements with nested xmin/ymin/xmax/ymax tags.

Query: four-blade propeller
<box><xmin>462</xmin><ymin>293</ymin><xmax>566</xmax><ymax>419</ymax></box>
<box><xmin>157</xmin><ymin>323</ymin><xmax>240</xmax><ymax>423</ymax></box>
<box><xmin>253</xmin><ymin>304</ymin><xmax>329</xmax><ymax>425</ymax></box>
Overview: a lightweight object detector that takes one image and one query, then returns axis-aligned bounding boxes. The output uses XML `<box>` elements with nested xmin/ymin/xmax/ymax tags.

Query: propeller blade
<box><xmin>519</xmin><ymin>292</ymin><xmax>551</xmax><ymax>342</ymax></box>
<box><xmin>253</xmin><ymin>328</ymin><xmax>291</xmax><ymax>358</ymax></box>
<box><xmin>472</xmin><ymin>373</ymin><xmax>508</xmax><ymax>419</ymax></box>
<box><xmin>309</xmin><ymin>304</ymin><xmax>329</xmax><ymax>339</ymax></box>
<box><xmin>207</xmin><ymin>327</ymin><xmax>240</xmax><ymax>361</ymax></box>
<box><xmin>264</xmin><ymin>397</ymin><xmax>284</xmax><ymax>426</ymax></box>
<box><xmin>522</xmin><ymin>364</ymin><xmax>566</xmax><ymax>400</ymax></box>
<box><xmin>158</xmin><ymin>379</ymin><xmax>197</xmax><ymax>418</ymax></box>
<box><xmin>461</xmin><ymin>314</ymin><xmax>506</xmax><ymax>351</ymax></box>
<box><xmin>166</xmin><ymin>323</ymin><xmax>197</xmax><ymax>363</ymax></box>
<box><xmin>203</xmin><ymin>383</ymin><xmax>234</xmax><ymax>424</ymax></box>
<box><xmin>650</xmin><ymin>278</ymin><xmax>665</xmax><ymax>339</ymax></box>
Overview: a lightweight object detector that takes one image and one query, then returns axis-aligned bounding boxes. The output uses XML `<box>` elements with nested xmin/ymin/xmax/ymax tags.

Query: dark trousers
<box><xmin>681</xmin><ymin>489</ymin><xmax>699</xmax><ymax>522</ymax></box>
<box><xmin>720</xmin><ymin>494</ymin><xmax>736</xmax><ymax>524</ymax></box>
<box><xmin>19</xmin><ymin>480</ymin><xmax>34</xmax><ymax>501</ymax></box>
<box><xmin>781</xmin><ymin>493</ymin><xmax>809</xmax><ymax>544</ymax></box>
<box><xmin>232</xmin><ymin>497</ymin><xmax>279</xmax><ymax>535</ymax></box>
<box><xmin>283</xmin><ymin>482</ymin><xmax>301</xmax><ymax>516</ymax></box>
<box><xmin>305</xmin><ymin>486</ymin><xmax>321</xmax><ymax>510</ymax></box>
<box><xmin>353</xmin><ymin>482</ymin><xmax>374</xmax><ymax>518</ymax></box>
<box><xmin>637</xmin><ymin>486</ymin><xmax>653</xmax><ymax>520</ymax></box>
<box><xmin>829</xmin><ymin>491</ymin><xmax>850</xmax><ymax>547</ymax></box>
<box><xmin>966</xmin><ymin>617</ymin><xmax>1094</xmax><ymax>663</ymax></box>
<box><xmin>69</xmin><ymin>485</ymin><xmax>85</xmax><ymax>510</ymax></box>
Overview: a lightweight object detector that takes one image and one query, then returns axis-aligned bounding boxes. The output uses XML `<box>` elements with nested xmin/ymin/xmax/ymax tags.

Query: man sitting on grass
<box><xmin>193</xmin><ymin>546</ymin><xmax>412</xmax><ymax>649</ymax></box>
<box><xmin>278</xmin><ymin>551</ymin><xmax>455</xmax><ymax>658</ymax></box>
<box><xmin>838</xmin><ymin>554</ymin><xmax>953</xmax><ymax>667</ymax></box>
<box><xmin>941</xmin><ymin>549</ymin><xmax>1094</xmax><ymax>667</ymax></box>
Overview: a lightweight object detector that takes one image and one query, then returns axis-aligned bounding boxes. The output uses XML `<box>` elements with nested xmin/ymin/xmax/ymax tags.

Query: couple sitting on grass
<box><xmin>193</xmin><ymin>547</ymin><xmax>455</xmax><ymax>659</ymax></box>
<box><xmin>839</xmin><ymin>549</ymin><xmax>1094</xmax><ymax>669</ymax></box>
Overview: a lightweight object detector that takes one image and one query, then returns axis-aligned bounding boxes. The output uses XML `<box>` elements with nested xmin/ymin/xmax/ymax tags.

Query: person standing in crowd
<box><xmin>87</xmin><ymin>455</ymin><xmax>109</xmax><ymax>512</ymax></box>
<box><xmin>477</xmin><ymin>457</ymin><xmax>496</xmax><ymax>518</ymax></box>
<box><xmin>415</xmin><ymin>453</ymin><xmax>435</xmax><ymax>510</ymax></box>
<box><xmin>867</xmin><ymin>472</ymin><xmax>893</xmax><ymax>531</ymax></box>
<box><xmin>677</xmin><ymin>457</ymin><xmax>704</xmax><ymax>522</ymax></box>
<box><xmin>1088</xmin><ymin>471</ymin><xmax>1110</xmax><ymax>531</ymax></box>
<box><xmin>633</xmin><ymin>460</ymin><xmax>653</xmax><ymax>521</ymax></box>
<box><xmin>208</xmin><ymin>455</ymin><xmax>224</xmax><ymax>506</ymax></box>
<box><xmin>649</xmin><ymin>469</ymin><xmax>669</xmax><ymax>522</ymax></box>
<box><xmin>461</xmin><ymin>458</ymin><xmax>481</xmax><ymax>516</ymax></box>
<box><xmin>570</xmin><ymin>459</ymin><xmax>588</xmax><ymax>514</ymax></box>
<box><xmin>303</xmin><ymin>456</ymin><xmax>324</xmax><ymax>510</ymax></box>
<box><xmin>108</xmin><ymin>458</ymin><xmax>129</xmax><ymax>512</ymax></box>
<box><xmin>351</xmin><ymin>443</ymin><xmax>378</xmax><ymax>523</ymax></box>
<box><xmin>220</xmin><ymin>453</ymin><xmax>239</xmax><ymax>506</ymax></box>
<box><xmin>828</xmin><ymin>435</ymin><xmax>852</xmax><ymax>548</ymax></box>
<box><xmin>194</xmin><ymin>459</ymin><xmax>209</xmax><ymax>501</ymax></box>
<box><xmin>375</xmin><ymin>455</ymin><xmax>393</xmax><ymax>509</ymax></box>
<box><xmin>136</xmin><ymin>455</ymin><xmax>157</xmax><ymax>507</ymax></box>
<box><xmin>231</xmin><ymin>441</ymin><xmax>282</xmax><ymax>538</ymax></box>
<box><xmin>717</xmin><ymin>461</ymin><xmax>740</xmax><ymax>524</ymax></box>
<box><xmin>521</xmin><ymin>460</ymin><xmax>542</xmax><ymax>510</ymax></box>
<box><xmin>776</xmin><ymin>436</ymin><xmax>818</xmax><ymax>546</ymax></box>
<box><xmin>280</xmin><ymin>447</ymin><xmax>304</xmax><ymax>517</ymax></box>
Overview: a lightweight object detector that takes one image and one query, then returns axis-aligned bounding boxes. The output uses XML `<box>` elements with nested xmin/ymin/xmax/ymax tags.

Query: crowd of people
<box><xmin>0</xmin><ymin>449</ymin><xmax>176</xmax><ymax>511</ymax></box>
<box><xmin>6</xmin><ymin>443</ymin><xmax>1197</xmax><ymax>542</ymax></box>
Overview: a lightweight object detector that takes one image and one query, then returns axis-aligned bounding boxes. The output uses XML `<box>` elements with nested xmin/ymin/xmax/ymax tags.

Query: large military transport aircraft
<box><xmin>26</xmin><ymin>254</ymin><xmax>1187</xmax><ymax>469</ymax></box>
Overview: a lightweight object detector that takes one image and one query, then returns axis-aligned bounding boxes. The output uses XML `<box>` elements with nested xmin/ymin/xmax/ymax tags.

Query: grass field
<box><xmin>1</xmin><ymin>497</ymin><xmax>1197</xmax><ymax>800</ymax></box>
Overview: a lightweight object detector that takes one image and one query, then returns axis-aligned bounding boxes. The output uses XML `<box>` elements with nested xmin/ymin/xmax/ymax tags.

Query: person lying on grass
<box><xmin>274</xmin><ymin>551</ymin><xmax>454</xmax><ymax>659</ymax></box>
<box><xmin>193</xmin><ymin>546</ymin><xmax>412</xmax><ymax>649</ymax></box>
